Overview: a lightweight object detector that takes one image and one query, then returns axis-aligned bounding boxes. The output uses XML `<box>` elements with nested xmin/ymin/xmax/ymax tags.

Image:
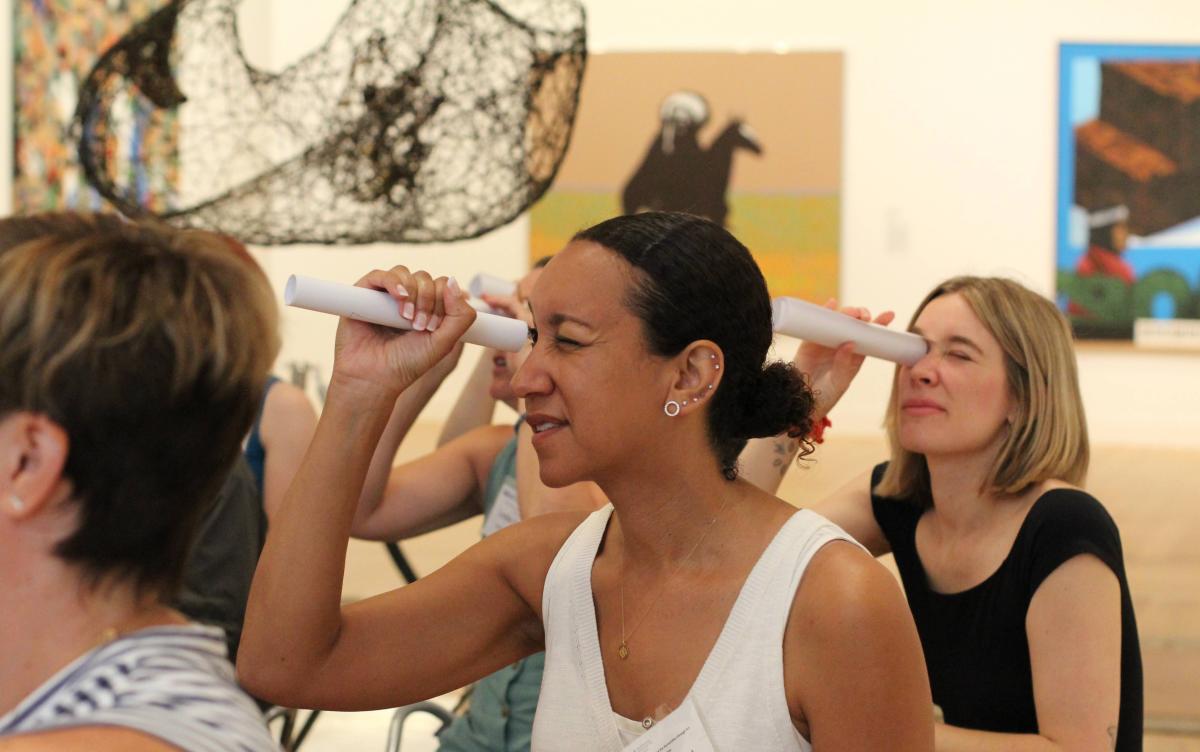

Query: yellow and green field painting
<box><xmin>530</xmin><ymin>191</ymin><xmax>839</xmax><ymax>303</ymax></box>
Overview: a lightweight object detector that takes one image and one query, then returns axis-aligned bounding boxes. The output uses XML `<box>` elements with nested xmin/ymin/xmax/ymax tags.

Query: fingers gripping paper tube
<box><xmin>771</xmin><ymin>297</ymin><xmax>928</xmax><ymax>366</ymax></box>
<box><xmin>468</xmin><ymin>273</ymin><xmax>517</xmax><ymax>299</ymax></box>
<box><xmin>285</xmin><ymin>275</ymin><xmax>529</xmax><ymax>352</ymax></box>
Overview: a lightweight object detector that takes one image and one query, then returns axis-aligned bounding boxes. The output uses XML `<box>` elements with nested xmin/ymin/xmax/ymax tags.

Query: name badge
<box><xmin>481</xmin><ymin>477</ymin><xmax>521</xmax><ymax>536</ymax></box>
<box><xmin>620</xmin><ymin>697</ymin><xmax>716</xmax><ymax>752</ymax></box>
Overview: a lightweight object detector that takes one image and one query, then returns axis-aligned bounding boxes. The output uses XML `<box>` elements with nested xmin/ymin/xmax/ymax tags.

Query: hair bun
<box><xmin>732</xmin><ymin>361</ymin><xmax>816</xmax><ymax>441</ymax></box>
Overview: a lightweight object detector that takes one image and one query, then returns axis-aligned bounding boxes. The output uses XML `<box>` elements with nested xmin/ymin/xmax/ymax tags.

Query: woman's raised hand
<box><xmin>480</xmin><ymin>291</ymin><xmax>532</xmax><ymax>327</ymax></box>
<box><xmin>794</xmin><ymin>300</ymin><xmax>895</xmax><ymax>419</ymax></box>
<box><xmin>331</xmin><ymin>266</ymin><xmax>476</xmax><ymax>398</ymax></box>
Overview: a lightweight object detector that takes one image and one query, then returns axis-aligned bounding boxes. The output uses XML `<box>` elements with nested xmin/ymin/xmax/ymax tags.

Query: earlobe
<box><xmin>1</xmin><ymin>413</ymin><xmax>70</xmax><ymax>520</ymax></box>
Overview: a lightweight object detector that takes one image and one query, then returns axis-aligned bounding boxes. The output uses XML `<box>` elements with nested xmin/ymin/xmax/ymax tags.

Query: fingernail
<box><xmin>414</xmin><ymin>311</ymin><xmax>429</xmax><ymax>331</ymax></box>
<box><xmin>448</xmin><ymin>276</ymin><xmax>466</xmax><ymax>299</ymax></box>
<box><xmin>428</xmin><ymin>314</ymin><xmax>441</xmax><ymax>331</ymax></box>
<box><xmin>403</xmin><ymin>302</ymin><xmax>415</xmax><ymax>319</ymax></box>
<box><xmin>396</xmin><ymin>283</ymin><xmax>410</xmax><ymax>297</ymax></box>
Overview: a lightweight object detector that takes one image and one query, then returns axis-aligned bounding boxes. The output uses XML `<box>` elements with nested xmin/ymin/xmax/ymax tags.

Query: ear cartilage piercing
<box><xmin>714</xmin><ymin>364</ymin><xmax>720</xmax><ymax>370</ymax></box>
<box><xmin>707</xmin><ymin>384</ymin><xmax>714</xmax><ymax>389</ymax></box>
<box><xmin>284</xmin><ymin>275</ymin><xmax>527</xmax><ymax>351</ymax></box>
<box><xmin>771</xmin><ymin>297</ymin><xmax>927</xmax><ymax>366</ymax></box>
<box><xmin>663</xmin><ymin>400</ymin><xmax>681</xmax><ymax>417</ymax></box>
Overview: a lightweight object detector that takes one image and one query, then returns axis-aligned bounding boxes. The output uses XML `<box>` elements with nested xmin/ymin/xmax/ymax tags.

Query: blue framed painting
<box><xmin>1057</xmin><ymin>43</ymin><xmax>1200</xmax><ymax>341</ymax></box>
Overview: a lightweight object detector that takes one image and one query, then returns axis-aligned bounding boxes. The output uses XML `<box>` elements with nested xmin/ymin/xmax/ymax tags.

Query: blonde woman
<box><xmin>742</xmin><ymin>276</ymin><xmax>1142</xmax><ymax>751</ymax></box>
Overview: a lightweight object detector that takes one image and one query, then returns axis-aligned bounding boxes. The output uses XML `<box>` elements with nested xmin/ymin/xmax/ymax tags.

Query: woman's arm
<box><xmin>258</xmin><ymin>380</ymin><xmax>319</xmax><ymax>521</ymax></box>
<box><xmin>740</xmin><ymin>304</ymin><xmax>893</xmax><ymax>494</ymax></box>
<box><xmin>242</xmin><ymin>504</ymin><xmax>577</xmax><ymax>711</ymax></box>
<box><xmin>0</xmin><ymin>728</ymin><xmax>176</xmax><ymax>751</ymax></box>
<box><xmin>788</xmin><ymin>541</ymin><xmax>933</xmax><ymax>751</ymax></box>
<box><xmin>437</xmin><ymin>347</ymin><xmax>499</xmax><ymax>446</ymax></box>
<box><xmin>356</xmin><ymin>343</ymin><xmax>465</xmax><ymax>517</ymax></box>
<box><xmin>351</xmin><ymin>424</ymin><xmax>511</xmax><ymax>540</ymax></box>
<box><xmin>933</xmin><ymin>554</ymin><xmax>1123</xmax><ymax>752</ymax></box>
<box><xmin>238</xmin><ymin>268</ymin><xmax>553</xmax><ymax>710</ymax></box>
<box><xmin>811</xmin><ymin>469</ymin><xmax>892</xmax><ymax>556</ymax></box>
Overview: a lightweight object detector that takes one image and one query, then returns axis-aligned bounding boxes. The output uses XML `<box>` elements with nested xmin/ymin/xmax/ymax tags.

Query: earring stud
<box><xmin>10</xmin><ymin>494</ymin><xmax>25</xmax><ymax>512</ymax></box>
<box><xmin>663</xmin><ymin>400</ymin><xmax>681</xmax><ymax>417</ymax></box>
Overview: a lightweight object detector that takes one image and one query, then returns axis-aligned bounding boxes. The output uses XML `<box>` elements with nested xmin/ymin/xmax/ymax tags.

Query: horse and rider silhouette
<box><xmin>621</xmin><ymin>90</ymin><xmax>763</xmax><ymax>228</ymax></box>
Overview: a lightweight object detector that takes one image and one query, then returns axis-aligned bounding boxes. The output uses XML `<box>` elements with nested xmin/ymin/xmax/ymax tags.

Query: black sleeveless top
<box><xmin>869</xmin><ymin>464</ymin><xmax>1143</xmax><ymax>750</ymax></box>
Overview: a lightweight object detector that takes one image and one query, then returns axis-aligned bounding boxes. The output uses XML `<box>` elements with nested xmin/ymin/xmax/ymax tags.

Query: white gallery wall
<box><xmin>2</xmin><ymin>0</ymin><xmax>1198</xmax><ymax>446</ymax></box>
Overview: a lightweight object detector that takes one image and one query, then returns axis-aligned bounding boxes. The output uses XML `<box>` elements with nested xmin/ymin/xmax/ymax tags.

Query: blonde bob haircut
<box><xmin>874</xmin><ymin>276</ymin><xmax>1088</xmax><ymax>503</ymax></box>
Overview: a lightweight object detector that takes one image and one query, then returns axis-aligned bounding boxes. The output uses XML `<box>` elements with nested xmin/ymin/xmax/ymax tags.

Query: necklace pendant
<box><xmin>618</xmin><ymin>642</ymin><xmax>629</xmax><ymax>660</ymax></box>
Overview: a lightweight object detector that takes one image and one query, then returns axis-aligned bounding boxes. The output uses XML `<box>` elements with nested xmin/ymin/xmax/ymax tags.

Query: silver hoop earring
<box><xmin>663</xmin><ymin>400</ymin><xmax>681</xmax><ymax>417</ymax></box>
<box><xmin>10</xmin><ymin>494</ymin><xmax>25</xmax><ymax>512</ymax></box>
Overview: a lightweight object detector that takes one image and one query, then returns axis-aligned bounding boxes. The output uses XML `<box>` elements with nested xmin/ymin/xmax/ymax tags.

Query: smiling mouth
<box><xmin>526</xmin><ymin>411</ymin><xmax>570</xmax><ymax>443</ymax></box>
<box><xmin>902</xmin><ymin>402</ymin><xmax>944</xmax><ymax>414</ymax></box>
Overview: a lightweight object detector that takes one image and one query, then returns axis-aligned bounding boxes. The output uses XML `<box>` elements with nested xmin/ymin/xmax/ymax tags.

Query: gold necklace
<box><xmin>617</xmin><ymin>497</ymin><xmax>730</xmax><ymax>660</ymax></box>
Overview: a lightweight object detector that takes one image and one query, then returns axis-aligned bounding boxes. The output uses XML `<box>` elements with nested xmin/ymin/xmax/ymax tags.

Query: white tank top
<box><xmin>531</xmin><ymin>504</ymin><xmax>858</xmax><ymax>751</ymax></box>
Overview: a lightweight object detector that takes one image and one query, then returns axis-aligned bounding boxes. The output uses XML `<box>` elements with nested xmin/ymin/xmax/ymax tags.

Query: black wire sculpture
<box><xmin>73</xmin><ymin>0</ymin><xmax>587</xmax><ymax>245</ymax></box>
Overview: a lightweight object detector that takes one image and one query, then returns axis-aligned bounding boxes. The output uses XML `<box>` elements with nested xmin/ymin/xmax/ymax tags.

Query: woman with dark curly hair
<box><xmin>239</xmin><ymin>211</ymin><xmax>932</xmax><ymax>751</ymax></box>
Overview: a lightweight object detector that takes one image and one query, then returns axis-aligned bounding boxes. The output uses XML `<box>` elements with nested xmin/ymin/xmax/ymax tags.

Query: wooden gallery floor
<box><xmin>340</xmin><ymin>427</ymin><xmax>1200</xmax><ymax>749</ymax></box>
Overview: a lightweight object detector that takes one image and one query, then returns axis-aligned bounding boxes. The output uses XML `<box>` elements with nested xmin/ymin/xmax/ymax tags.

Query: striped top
<box><xmin>0</xmin><ymin>624</ymin><xmax>279</xmax><ymax>751</ymax></box>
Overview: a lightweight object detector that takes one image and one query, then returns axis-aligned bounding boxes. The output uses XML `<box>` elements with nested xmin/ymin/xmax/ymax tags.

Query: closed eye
<box><xmin>554</xmin><ymin>335</ymin><xmax>583</xmax><ymax>348</ymax></box>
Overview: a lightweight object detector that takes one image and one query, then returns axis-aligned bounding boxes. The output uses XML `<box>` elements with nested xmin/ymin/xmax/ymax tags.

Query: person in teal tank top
<box><xmin>436</xmin><ymin>432</ymin><xmax>544</xmax><ymax>752</ymax></box>
<box><xmin>347</xmin><ymin>263</ymin><xmax>604</xmax><ymax>752</ymax></box>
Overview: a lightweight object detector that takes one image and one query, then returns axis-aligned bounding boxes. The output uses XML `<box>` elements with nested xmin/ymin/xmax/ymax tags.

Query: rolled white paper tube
<box><xmin>467</xmin><ymin>298</ymin><xmax>505</xmax><ymax>315</ymax></box>
<box><xmin>469</xmin><ymin>273</ymin><xmax>517</xmax><ymax>299</ymax></box>
<box><xmin>771</xmin><ymin>297</ymin><xmax>928</xmax><ymax>366</ymax></box>
<box><xmin>285</xmin><ymin>275</ymin><xmax>529</xmax><ymax>352</ymax></box>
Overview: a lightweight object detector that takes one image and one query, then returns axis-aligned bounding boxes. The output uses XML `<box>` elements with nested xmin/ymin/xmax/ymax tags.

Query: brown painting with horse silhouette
<box><xmin>530</xmin><ymin>51</ymin><xmax>843</xmax><ymax>302</ymax></box>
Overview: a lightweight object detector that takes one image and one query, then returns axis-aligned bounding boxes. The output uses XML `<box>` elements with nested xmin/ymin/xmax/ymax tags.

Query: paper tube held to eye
<box><xmin>771</xmin><ymin>297</ymin><xmax>928</xmax><ymax>366</ymax></box>
<box><xmin>285</xmin><ymin>275</ymin><xmax>529</xmax><ymax>352</ymax></box>
<box><xmin>468</xmin><ymin>273</ymin><xmax>516</xmax><ymax>299</ymax></box>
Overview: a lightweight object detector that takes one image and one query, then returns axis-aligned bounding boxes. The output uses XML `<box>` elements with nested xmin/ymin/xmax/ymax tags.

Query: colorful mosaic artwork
<box><xmin>14</xmin><ymin>0</ymin><xmax>179</xmax><ymax>213</ymax></box>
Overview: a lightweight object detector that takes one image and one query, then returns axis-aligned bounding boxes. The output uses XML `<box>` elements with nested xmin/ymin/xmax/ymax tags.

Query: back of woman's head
<box><xmin>0</xmin><ymin>212</ymin><xmax>280</xmax><ymax>596</ymax></box>
<box><xmin>879</xmin><ymin>275</ymin><xmax>1088</xmax><ymax>500</ymax></box>
<box><xmin>573</xmin><ymin>212</ymin><xmax>815</xmax><ymax>479</ymax></box>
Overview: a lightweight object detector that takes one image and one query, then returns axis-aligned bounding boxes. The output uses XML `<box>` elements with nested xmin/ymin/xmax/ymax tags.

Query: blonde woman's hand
<box><xmin>794</xmin><ymin>300</ymin><xmax>895</xmax><ymax>419</ymax></box>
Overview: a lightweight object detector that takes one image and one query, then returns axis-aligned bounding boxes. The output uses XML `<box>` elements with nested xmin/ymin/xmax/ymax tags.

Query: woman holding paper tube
<box><xmin>350</xmin><ymin>261</ymin><xmax>606</xmax><ymax>752</ymax></box>
<box><xmin>238</xmin><ymin>211</ymin><xmax>932</xmax><ymax>750</ymax></box>
<box><xmin>741</xmin><ymin>276</ymin><xmax>1143</xmax><ymax>751</ymax></box>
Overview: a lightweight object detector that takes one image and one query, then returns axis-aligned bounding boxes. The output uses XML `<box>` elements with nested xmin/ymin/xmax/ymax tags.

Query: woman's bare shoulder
<box><xmin>476</xmin><ymin>507</ymin><xmax>604</xmax><ymax>612</ymax></box>
<box><xmin>789</xmin><ymin>539</ymin><xmax>910</xmax><ymax>646</ymax></box>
